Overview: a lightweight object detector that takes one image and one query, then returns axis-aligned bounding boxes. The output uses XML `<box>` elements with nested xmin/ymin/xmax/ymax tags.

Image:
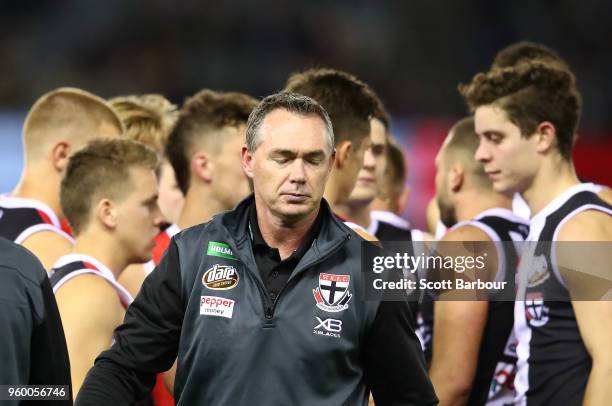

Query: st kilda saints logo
<box><xmin>202</xmin><ymin>264</ymin><xmax>239</xmax><ymax>290</ymax></box>
<box><xmin>313</xmin><ymin>273</ymin><xmax>352</xmax><ymax>312</ymax></box>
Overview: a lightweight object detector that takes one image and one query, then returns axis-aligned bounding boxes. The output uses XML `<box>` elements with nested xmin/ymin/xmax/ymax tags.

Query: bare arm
<box><xmin>22</xmin><ymin>230</ymin><xmax>73</xmax><ymax>270</ymax></box>
<box><xmin>55</xmin><ymin>274</ymin><xmax>124</xmax><ymax>396</ymax></box>
<box><xmin>429</xmin><ymin>226</ymin><xmax>494</xmax><ymax>406</ymax></box>
<box><xmin>557</xmin><ymin>210</ymin><xmax>612</xmax><ymax>406</ymax></box>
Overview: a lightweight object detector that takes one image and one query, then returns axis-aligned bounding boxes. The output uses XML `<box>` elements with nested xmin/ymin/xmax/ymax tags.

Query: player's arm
<box><xmin>75</xmin><ymin>239</ymin><xmax>184</xmax><ymax>405</ymax></box>
<box><xmin>118</xmin><ymin>263</ymin><xmax>147</xmax><ymax>298</ymax></box>
<box><xmin>21</xmin><ymin>230</ymin><xmax>73</xmax><ymax>270</ymax></box>
<box><xmin>557</xmin><ymin>210</ymin><xmax>612</xmax><ymax>406</ymax></box>
<box><xmin>429</xmin><ymin>226</ymin><xmax>493</xmax><ymax>406</ymax></box>
<box><xmin>55</xmin><ymin>275</ymin><xmax>125</xmax><ymax>396</ymax></box>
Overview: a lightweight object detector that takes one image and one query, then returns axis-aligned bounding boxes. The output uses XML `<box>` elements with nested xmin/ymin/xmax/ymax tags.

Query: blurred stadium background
<box><xmin>1</xmin><ymin>0</ymin><xmax>611</xmax><ymax>229</ymax></box>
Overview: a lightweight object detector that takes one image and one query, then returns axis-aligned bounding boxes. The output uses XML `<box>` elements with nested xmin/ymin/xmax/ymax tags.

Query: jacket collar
<box><xmin>220</xmin><ymin>194</ymin><xmax>351</xmax><ymax>266</ymax></box>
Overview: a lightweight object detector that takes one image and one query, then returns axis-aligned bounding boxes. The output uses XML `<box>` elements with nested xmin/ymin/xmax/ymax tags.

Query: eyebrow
<box><xmin>270</xmin><ymin>149</ymin><xmax>326</xmax><ymax>159</ymax></box>
<box><xmin>479</xmin><ymin>130</ymin><xmax>505</xmax><ymax>138</ymax></box>
<box><xmin>143</xmin><ymin>194</ymin><xmax>159</xmax><ymax>204</ymax></box>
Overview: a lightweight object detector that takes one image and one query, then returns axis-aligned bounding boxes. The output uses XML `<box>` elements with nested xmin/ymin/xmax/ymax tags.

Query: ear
<box><xmin>51</xmin><ymin>141</ymin><xmax>71</xmax><ymax>172</ymax></box>
<box><xmin>241</xmin><ymin>145</ymin><xmax>255</xmax><ymax>179</ymax></box>
<box><xmin>191</xmin><ymin>151</ymin><xmax>213</xmax><ymax>184</ymax></box>
<box><xmin>96</xmin><ymin>198</ymin><xmax>117</xmax><ymax>230</ymax></box>
<box><xmin>448</xmin><ymin>165</ymin><xmax>464</xmax><ymax>193</ymax></box>
<box><xmin>534</xmin><ymin>121</ymin><xmax>557</xmax><ymax>154</ymax></box>
<box><xmin>334</xmin><ymin>141</ymin><xmax>352</xmax><ymax>169</ymax></box>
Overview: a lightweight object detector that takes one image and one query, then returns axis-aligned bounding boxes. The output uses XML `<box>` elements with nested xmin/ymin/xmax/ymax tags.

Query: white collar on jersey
<box><xmin>0</xmin><ymin>194</ymin><xmax>62</xmax><ymax>227</ymax></box>
<box><xmin>52</xmin><ymin>253</ymin><xmax>117</xmax><ymax>281</ymax></box>
<box><xmin>370</xmin><ymin>210</ymin><xmax>411</xmax><ymax>230</ymax></box>
<box><xmin>530</xmin><ymin>183</ymin><xmax>602</xmax><ymax>223</ymax></box>
<box><xmin>165</xmin><ymin>223</ymin><xmax>181</xmax><ymax>237</ymax></box>
<box><xmin>472</xmin><ymin>207</ymin><xmax>529</xmax><ymax>224</ymax></box>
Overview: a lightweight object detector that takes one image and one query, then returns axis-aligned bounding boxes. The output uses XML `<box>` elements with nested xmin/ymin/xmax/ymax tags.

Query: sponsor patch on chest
<box><xmin>206</xmin><ymin>241</ymin><xmax>237</xmax><ymax>260</ymax></box>
<box><xmin>202</xmin><ymin>264</ymin><xmax>239</xmax><ymax>290</ymax></box>
<box><xmin>200</xmin><ymin>295</ymin><xmax>235</xmax><ymax>319</ymax></box>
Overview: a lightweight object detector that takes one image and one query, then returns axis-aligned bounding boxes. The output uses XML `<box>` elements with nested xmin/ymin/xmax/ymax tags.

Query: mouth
<box><xmin>485</xmin><ymin>170</ymin><xmax>502</xmax><ymax>178</ymax></box>
<box><xmin>357</xmin><ymin>177</ymin><xmax>375</xmax><ymax>183</ymax></box>
<box><xmin>281</xmin><ymin>192</ymin><xmax>310</xmax><ymax>202</ymax></box>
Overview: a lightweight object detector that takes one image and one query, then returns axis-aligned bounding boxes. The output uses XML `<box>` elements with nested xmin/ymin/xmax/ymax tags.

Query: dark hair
<box><xmin>245</xmin><ymin>92</ymin><xmax>334</xmax><ymax>152</ymax></box>
<box><xmin>285</xmin><ymin>68</ymin><xmax>377</xmax><ymax>147</ymax></box>
<box><xmin>371</xmin><ymin>91</ymin><xmax>391</xmax><ymax>130</ymax></box>
<box><xmin>491</xmin><ymin>41</ymin><xmax>570</xmax><ymax>70</ymax></box>
<box><xmin>61</xmin><ymin>139</ymin><xmax>159</xmax><ymax>235</ymax></box>
<box><xmin>459</xmin><ymin>60</ymin><xmax>581</xmax><ymax>160</ymax></box>
<box><xmin>384</xmin><ymin>139</ymin><xmax>406</xmax><ymax>195</ymax></box>
<box><xmin>166</xmin><ymin>89</ymin><xmax>258</xmax><ymax>194</ymax></box>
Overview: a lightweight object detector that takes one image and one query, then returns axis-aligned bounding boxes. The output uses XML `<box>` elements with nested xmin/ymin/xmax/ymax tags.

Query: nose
<box><xmin>362</xmin><ymin>148</ymin><xmax>375</xmax><ymax>170</ymax></box>
<box><xmin>289</xmin><ymin>159</ymin><xmax>307</xmax><ymax>184</ymax></box>
<box><xmin>153</xmin><ymin>203</ymin><xmax>165</xmax><ymax>227</ymax></box>
<box><xmin>474</xmin><ymin>140</ymin><xmax>491</xmax><ymax>163</ymax></box>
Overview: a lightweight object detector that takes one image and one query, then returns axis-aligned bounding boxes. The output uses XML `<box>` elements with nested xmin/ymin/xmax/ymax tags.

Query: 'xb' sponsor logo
<box><xmin>202</xmin><ymin>264</ymin><xmax>239</xmax><ymax>290</ymax></box>
<box><xmin>207</xmin><ymin>241</ymin><xmax>236</xmax><ymax>260</ymax></box>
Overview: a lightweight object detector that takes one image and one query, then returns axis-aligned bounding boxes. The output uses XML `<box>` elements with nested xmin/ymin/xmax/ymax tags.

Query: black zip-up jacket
<box><xmin>0</xmin><ymin>237</ymin><xmax>72</xmax><ymax>405</ymax></box>
<box><xmin>76</xmin><ymin>196</ymin><xmax>437</xmax><ymax>406</ymax></box>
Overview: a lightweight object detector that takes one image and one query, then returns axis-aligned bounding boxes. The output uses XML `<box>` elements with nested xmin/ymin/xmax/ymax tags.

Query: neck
<box><xmin>177</xmin><ymin>186</ymin><xmax>227</xmax><ymax>229</ymax></box>
<box><xmin>336</xmin><ymin>199</ymin><xmax>371</xmax><ymax>228</ymax></box>
<box><xmin>522</xmin><ymin>157</ymin><xmax>579</xmax><ymax>217</ymax></box>
<box><xmin>72</xmin><ymin>230</ymin><xmax>130</xmax><ymax>279</ymax></box>
<box><xmin>254</xmin><ymin>195</ymin><xmax>319</xmax><ymax>259</ymax></box>
<box><xmin>455</xmin><ymin>189</ymin><xmax>512</xmax><ymax>222</ymax></box>
<box><xmin>13</xmin><ymin>165</ymin><xmax>62</xmax><ymax>216</ymax></box>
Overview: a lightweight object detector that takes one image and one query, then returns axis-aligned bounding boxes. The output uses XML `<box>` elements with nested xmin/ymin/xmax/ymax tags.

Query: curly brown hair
<box><xmin>459</xmin><ymin>60</ymin><xmax>581</xmax><ymax>160</ymax></box>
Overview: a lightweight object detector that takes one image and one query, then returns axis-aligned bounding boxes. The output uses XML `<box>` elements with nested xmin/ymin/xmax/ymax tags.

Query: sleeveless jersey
<box><xmin>450</xmin><ymin>208</ymin><xmax>529</xmax><ymax>406</ymax></box>
<box><xmin>368</xmin><ymin>210</ymin><xmax>429</xmax><ymax>352</ymax></box>
<box><xmin>514</xmin><ymin>184</ymin><xmax>612</xmax><ymax>406</ymax></box>
<box><xmin>0</xmin><ymin>195</ymin><xmax>73</xmax><ymax>244</ymax></box>
<box><xmin>49</xmin><ymin>254</ymin><xmax>133</xmax><ymax>309</ymax></box>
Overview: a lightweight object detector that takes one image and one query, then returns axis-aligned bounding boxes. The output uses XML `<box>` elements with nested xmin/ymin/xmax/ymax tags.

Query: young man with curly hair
<box><xmin>460</xmin><ymin>60</ymin><xmax>612</xmax><ymax>406</ymax></box>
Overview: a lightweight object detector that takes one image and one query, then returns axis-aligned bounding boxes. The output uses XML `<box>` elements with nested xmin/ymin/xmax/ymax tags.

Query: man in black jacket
<box><xmin>0</xmin><ymin>237</ymin><xmax>72</xmax><ymax>405</ymax></box>
<box><xmin>76</xmin><ymin>92</ymin><xmax>437</xmax><ymax>406</ymax></box>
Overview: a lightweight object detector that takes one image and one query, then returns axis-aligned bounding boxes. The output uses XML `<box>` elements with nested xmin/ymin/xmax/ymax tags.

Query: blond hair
<box><xmin>23</xmin><ymin>87</ymin><xmax>124</xmax><ymax>163</ymax></box>
<box><xmin>109</xmin><ymin>94</ymin><xmax>178</xmax><ymax>152</ymax></box>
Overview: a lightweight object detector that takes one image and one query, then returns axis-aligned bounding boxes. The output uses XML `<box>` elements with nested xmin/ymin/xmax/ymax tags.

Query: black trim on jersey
<box><xmin>0</xmin><ymin>206</ymin><xmax>48</xmax><ymax>242</ymax></box>
<box><xmin>49</xmin><ymin>261</ymin><xmax>89</xmax><ymax>289</ymax></box>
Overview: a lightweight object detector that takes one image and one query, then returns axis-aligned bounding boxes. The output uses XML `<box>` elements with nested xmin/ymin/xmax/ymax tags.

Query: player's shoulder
<box><xmin>442</xmin><ymin>223</ymin><xmax>491</xmax><ymax>242</ymax></box>
<box><xmin>557</xmin><ymin>209</ymin><xmax>612</xmax><ymax>242</ymax></box>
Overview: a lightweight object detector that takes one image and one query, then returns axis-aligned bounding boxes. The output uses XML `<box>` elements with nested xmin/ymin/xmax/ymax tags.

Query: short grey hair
<box><xmin>245</xmin><ymin>92</ymin><xmax>334</xmax><ymax>153</ymax></box>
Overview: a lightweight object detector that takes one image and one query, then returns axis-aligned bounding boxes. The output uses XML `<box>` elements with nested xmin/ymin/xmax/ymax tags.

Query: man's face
<box><xmin>115</xmin><ymin>166</ymin><xmax>164</xmax><ymax>263</ymax></box>
<box><xmin>243</xmin><ymin>109</ymin><xmax>333</xmax><ymax>222</ymax></box>
<box><xmin>158</xmin><ymin>160</ymin><xmax>184</xmax><ymax>224</ymax></box>
<box><xmin>434</xmin><ymin>146</ymin><xmax>456</xmax><ymax>228</ymax></box>
<box><xmin>211</xmin><ymin>124</ymin><xmax>251</xmax><ymax>209</ymax></box>
<box><xmin>348</xmin><ymin>118</ymin><xmax>387</xmax><ymax>205</ymax></box>
<box><xmin>474</xmin><ymin>105</ymin><xmax>539</xmax><ymax>195</ymax></box>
